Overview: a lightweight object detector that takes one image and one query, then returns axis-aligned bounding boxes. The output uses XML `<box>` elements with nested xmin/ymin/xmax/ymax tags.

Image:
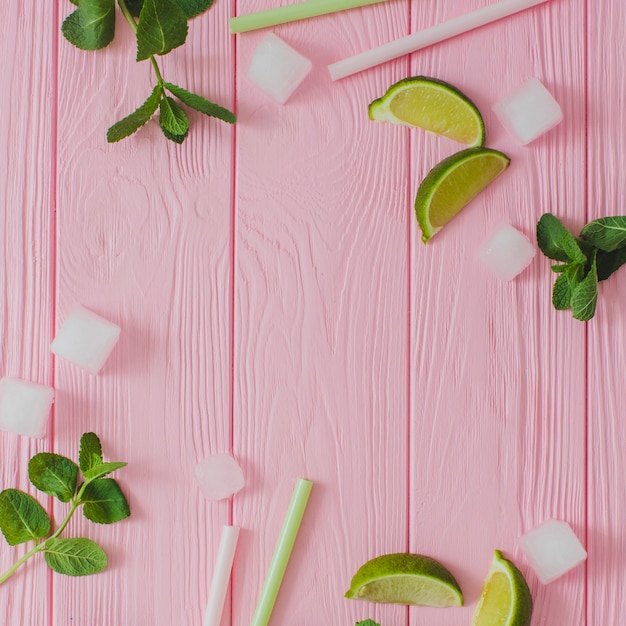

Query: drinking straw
<box><xmin>230</xmin><ymin>0</ymin><xmax>390</xmax><ymax>34</ymax></box>
<box><xmin>328</xmin><ymin>0</ymin><xmax>552</xmax><ymax>80</ymax></box>
<box><xmin>203</xmin><ymin>526</ymin><xmax>240</xmax><ymax>626</ymax></box>
<box><xmin>250</xmin><ymin>478</ymin><xmax>314</xmax><ymax>626</ymax></box>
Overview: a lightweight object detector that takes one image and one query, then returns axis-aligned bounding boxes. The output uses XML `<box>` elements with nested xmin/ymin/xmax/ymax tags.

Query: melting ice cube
<box><xmin>247</xmin><ymin>33</ymin><xmax>312</xmax><ymax>104</ymax></box>
<box><xmin>518</xmin><ymin>519</ymin><xmax>587</xmax><ymax>584</ymax></box>
<box><xmin>194</xmin><ymin>454</ymin><xmax>245</xmax><ymax>501</ymax></box>
<box><xmin>479</xmin><ymin>225</ymin><xmax>536</xmax><ymax>281</ymax></box>
<box><xmin>0</xmin><ymin>377</ymin><xmax>54</xmax><ymax>438</ymax></box>
<box><xmin>493</xmin><ymin>78</ymin><xmax>563</xmax><ymax>145</ymax></box>
<box><xmin>51</xmin><ymin>305</ymin><xmax>121</xmax><ymax>375</ymax></box>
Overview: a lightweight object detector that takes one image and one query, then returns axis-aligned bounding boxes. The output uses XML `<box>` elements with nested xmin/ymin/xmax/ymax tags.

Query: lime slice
<box><xmin>415</xmin><ymin>147</ymin><xmax>510</xmax><ymax>243</ymax></box>
<box><xmin>472</xmin><ymin>550</ymin><xmax>533</xmax><ymax>626</ymax></box>
<box><xmin>368</xmin><ymin>76</ymin><xmax>485</xmax><ymax>146</ymax></box>
<box><xmin>344</xmin><ymin>552</ymin><xmax>463</xmax><ymax>607</ymax></box>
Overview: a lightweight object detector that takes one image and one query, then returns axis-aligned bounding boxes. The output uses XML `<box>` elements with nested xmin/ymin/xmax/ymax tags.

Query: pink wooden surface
<box><xmin>0</xmin><ymin>1</ymin><xmax>623</xmax><ymax>625</ymax></box>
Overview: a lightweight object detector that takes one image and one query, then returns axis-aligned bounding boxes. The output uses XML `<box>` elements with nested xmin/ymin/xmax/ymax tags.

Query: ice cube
<box><xmin>0</xmin><ymin>377</ymin><xmax>54</xmax><ymax>438</ymax></box>
<box><xmin>493</xmin><ymin>78</ymin><xmax>563</xmax><ymax>145</ymax></box>
<box><xmin>51</xmin><ymin>305</ymin><xmax>121</xmax><ymax>375</ymax></box>
<box><xmin>194</xmin><ymin>454</ymin><xmax>245</xmax><ymax>501</ymax></box>
<box><xmin>518</xmin><ymin>519</ymin><xmax>587</xmax><ymax>584</ymax></box>
<box><xmin>246</xmin><ymin>33</ymin><xmax>312</xmax><ymax>104</ymax></box>
<box><xmin>479</xmin><ymin>225</ymin><xmax>536</xmax><ymax>281</ymax></box>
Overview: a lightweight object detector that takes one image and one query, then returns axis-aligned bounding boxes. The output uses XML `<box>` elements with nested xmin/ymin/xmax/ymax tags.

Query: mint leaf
<box><xmin>61</xmin><ymin>0</ymin><xmax>116</xmax><ymax>51</ymax></box>
<box><xmin>136</xmin><ymin>0</ymin><xmax>188</xmax><ymax>61</ymax></box>
<box><xmin>28</xmin><ymin>454</ymin><xmax>78</xmax><ymax>503</ymax></box>
<box><xmin>107</xmin><ymin>84</ymin><xmax>163</xmax><ymax>142</ymax></box>
<box><xmin>356</xmin><ymin>621</ymin><xmax>381</xmax><ymax>626</ymax></box>
<box><xmin>597</xmin><ymin>247</ymin><xmax>626</xmax><ymax>281</ymax></box>
<box><xmin>536</xmin><ymin>213</ymin><xmax>585</xmax><ymax>263</ymax></box>
<box><xmin>83</xmin><ymin>462</ymin><xmax>128</xmax><ymax>481</ymax></box>
<box><xmin>172</xmin><ymin>0</ymin><xmax>215</xmax><ymax>19</ymax></box>
<box><xmin>125</xmin><ymin>0</ymin><xmax>145</xmax><ymax>16</ymax></box>
<box><xmin>552</xmin><ymin>273</ymin><xmax>572</xmax><ymax>310</ymax></box>
<box><xmin>581</xmin><ymin>216</ymin><xmax>626</xmax><ymax>252</ymax></box>
<box><xmin>571</xmin><ymin>253</ymin><xmax>598</xmax><ymax>321</ymax></box>
<box><xmin>159</xmin><ymin>96</ymin><xmax>189</xmax><ymax>143</ymax></box>
<box><xmin>82</xmin><ymin>479</ymin><xmax>130</xmax><ymax>524</ymax></box>
<box><xmin>44</xmin><ymin>538</ymin><xmax>107</xmax><ymax>576</ymax></box>
<box><xmin>164</xmin><ymin>83</ymin><xmax>236</xmax><ymax>123</ymax></box>
<box><xmin>79</xmin><ymin>432</ymin><xmax>103</xmax><ymax>473</ymax></box>
<box><xmin>0</xmin><ymin>489</ymin><xmax>50</xmax><ymax>546</ymax></box>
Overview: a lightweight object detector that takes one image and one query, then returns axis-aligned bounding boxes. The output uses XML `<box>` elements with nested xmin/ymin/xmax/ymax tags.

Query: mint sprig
<box><xmin>0</xmin><ymin>433</ymin><xmax>129</xmax><ymax>583</ymax></box>
<box><xmin>62</xmin><ymin>0</ymin><xmax>234</xmax><ymax>144</ymax></box>
<box><xmin>537</xmin><ymin>213</ymin><xmax>626</xmax><ymax>321</ymax></box>
<box><xmin>356</xmin><ymin>620</ymin><xmax>381</xmax><ymax>626</ymax></box>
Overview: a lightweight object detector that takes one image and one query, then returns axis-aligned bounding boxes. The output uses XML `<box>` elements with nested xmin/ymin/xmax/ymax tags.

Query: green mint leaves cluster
<box><xmin>537</xmin><ymin>214</ymin><xmax>626</xmax><ymax>321</ymax></box>
<box><xmin>0</xmin><ymin>433</ymin><xmax>129</xmax><ymax>583</ymax></box>
<box><xmin>355</xmin><ymin>620</ymin><xmax>380</xmax><ymax>626</ymax></box>
<box><xmin>62</xmin><ymin>0</ymin><xmax>235</xmax><ymax>144</ymax></box>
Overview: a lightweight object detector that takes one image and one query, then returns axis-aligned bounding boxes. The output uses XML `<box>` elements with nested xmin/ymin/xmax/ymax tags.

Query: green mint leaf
<box><xmin>44</xmin><ymin>537</ymin><xmax>107</xmax><ymax>576</ymax></box>
<box><xmin>580</xmin><ymin>216</ymin><xmax>626</xmax><ymax>252</ymax></box>
<box><xmin>550</xmin><ymin>264</ymin><xmax>567</xmax><ymax>273</ymax></box>
<box><xmin>356</xmin><ymin>621</ymin><xmax>381</xmax><ymax>626</ymax></box>
<box><xmin>536</xmin><ymin>213</ymin><xmax>585</xmax><ymax>264</ymax></box>
<box><xmin>552</xmin><ymin>273</ymin><xmax>572</xmax><ymax>310</ymax></box>
<box><xmin>571</xmin><ymin>252</ymin><xmax>599</xmax><ymax>321</ymax></box>
<box><xmin>159</xmin><ymin>96</ymin><xmax>190</xmax><ymax>142</ymax></box>
<box><xmin>83</xmin><ymin>461</ymin><xmax>128</xmax><ymax>481</ymax></box>
<box><xmin>136</xmin><ymin>0</ymin><xmax>188</xmax><ymax>61</ymax></box>
<box><xmin>61</xmin><ymin>0</ymin><xmax>116</xmax><ymax>51</ymax></box>
<box><xmin>79</xmin><ymin>432</ymin><xmax>103</xmax><ymax>473</ymax></box>
<box><xmin>125</xmin><ymin>0</ymin><xmax>145</xmax><ymax>17</ymax></box>
<box><xmin>28</xmin><ymin>453</ymin><xmax>79</xmax><ymax>503</ymax></box>
<box><xmin>107</xmin><ymin>84</ymin><xmax>163</xmax><ymax>142</ymax></box>
<box><xmin>172</xmin><ymin>0</ymin><xmax>215</xmax><ymax>19</ymax></box>
<box><xmin>0</xmin><ymin>489</ymin><xmax>50</xmax><ymax>546</ymax></box>
<box><xmin>164</xmin><ymin>83</ymin><xmax>236</xmax><ymax>123</ymax></box>
<box><xmin>597</xmin><ymin>247</ymin><xmax>626</xmax><ymax>282</ymax></box>
<box><xmin>81</xmin><ymin>479</ymin><xmax>130</xmax><ymax>524</ymax></box>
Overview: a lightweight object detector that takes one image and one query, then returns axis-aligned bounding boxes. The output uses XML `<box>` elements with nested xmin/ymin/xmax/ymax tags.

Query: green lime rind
<box><xmin>473</xmin><ymin>550</ymin><xmax>533</xmax><ymax>626</ymax></box>
<box><xmin>368</xmin><ymin>76</ymin><xmax>485</xmax><ymax>147</ymax></box>
<box><xmin>415</xmin><ymin>147</ymin><xmax>510</xmax><ymax>243</ymax></box>
<box><xmin>345</xmin><ymin>552</ymin><xmax>463</xmax><ymax>607</ymax></box>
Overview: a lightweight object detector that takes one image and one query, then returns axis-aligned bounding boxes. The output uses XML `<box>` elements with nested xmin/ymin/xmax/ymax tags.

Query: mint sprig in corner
<box><xmin>62</xmin><ymin>0</ymin><xmax>236</xmax><ymax>144</ymax></box>
<box><xmin>537</xmin><ymin>213</ymin><xmax>626</xmax><ymax>321</ymax></box>
<box><xmin>0</xmin><ymin>432</ymin><xmax>129</xmax><ymax>584</ymax></box>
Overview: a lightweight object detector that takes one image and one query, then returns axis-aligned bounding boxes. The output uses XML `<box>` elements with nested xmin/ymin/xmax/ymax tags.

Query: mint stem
<box><xmin>117</xmin><ymin>0</ymin><xmax>165</xmax><ymax>84</ymax></box>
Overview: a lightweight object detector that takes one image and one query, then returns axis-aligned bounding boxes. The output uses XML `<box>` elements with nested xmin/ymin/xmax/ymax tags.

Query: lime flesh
<box><xmin>415</xmin><ymin>147</ymin><xmax>510</xmax><ymax>243</ymax></box>
<box><xmin>345</xmin><ymin>552</ymin><xmax>463</xmax><ymax>607</ymax></box>
<box><xmin>369</xmin><ymin>76</ymin><xmax>485</xmax><ymax>146</ymax></box>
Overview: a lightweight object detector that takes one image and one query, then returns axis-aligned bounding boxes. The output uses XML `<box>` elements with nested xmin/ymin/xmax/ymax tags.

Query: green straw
<box><xmin>250</xmin><ymin>478</ymin><xmax>313</xmax><ymax>626</ymax></box>
<box><xmin>230</xmin><ymin>0</ymin><xmax>390</xmax><ymax>34</ymax></box>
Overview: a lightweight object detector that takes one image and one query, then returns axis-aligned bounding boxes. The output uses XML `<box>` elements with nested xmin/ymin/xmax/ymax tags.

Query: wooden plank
<box><xmin>232</xmin><ymin>3</ymin><xmax>410</xmax><ymax>624</ymax></box>
<box><xmin>586</xmin><ymin>0</ymin><xmax>626</xmax><ymax>623</ymax></box>
<box><xmin>408</xmin><ymin>1</ymin><xmax>586</xmax><ymax>624</ymax></box>
<box><xmin>0</xmin><ymin>2</ymin><xmax>56</xmax><ymax>622</ymax></box>
<box><xmin>52</xmin><ymin>4</ymin><xmax>234</xmax><ymax>624</ymax></box>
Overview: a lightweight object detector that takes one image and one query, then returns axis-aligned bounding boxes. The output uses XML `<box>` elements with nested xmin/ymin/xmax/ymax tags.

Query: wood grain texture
<box><xmin>407</xmin><ymin>1</ymin><xmax>586</xmax><ymax>624</ymax></box>
<box><xmin>0</xmin><ymin>3</ymin><xmax>56</xmax><ymax>624</ymax></box>
<box><xmin>52</xmin><ymin>3</ymin><xmax>234</xmax><ymax>625</ymax></box>
<box><xmin>232</xmin><ymin>2</ymin><xmax>410</xmax><ymax>625</ymax></box>
<box><xmin>586</xmin><ymin>0</ymin><xmax>626</xmax><ymax>623</ymax></box>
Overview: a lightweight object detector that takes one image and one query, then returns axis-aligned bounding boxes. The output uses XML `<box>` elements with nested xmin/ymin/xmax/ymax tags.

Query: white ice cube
<box><xmin>246</xmin><ymin>33</ymin><xmax>312</xmax><ymax>104</ymax></box>
<box><xmin>194</xmin><ymin>454</ymin><xmax>245</xmax><ymax>501</ymax></box>
<box><xmin>493</xmin><ymin>78</ymin><xmax>563</xmax><ymax>145</ymax></box>
<box><xmin>518</xmin><ymin>519</ymin><xmax>587</xmax><ymax>584</ymax></box>
<box><xmin>51</xmin><ymin>305</ymin><xmax>121</xmax><ymax>375</ymax></box>
<box><xmin>0</xmin><ymin>377</ymin><xmax>54</xmax><ymax>438</ymax></box>
<box><xmin>479</xmin><ymin>225</ymin><xmax>536</xmax><ymax>281</ymax></box>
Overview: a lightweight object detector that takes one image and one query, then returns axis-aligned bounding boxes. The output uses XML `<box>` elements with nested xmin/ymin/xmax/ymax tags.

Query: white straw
<box><xmin>203</xmin><ymin>525</ymin><xmax>240</xmax><ymax>626</ymax></box>
<box><xmin>329</xmin><ymin>0</ymin><xmax>552</xmax><ymax>80</ymax></box>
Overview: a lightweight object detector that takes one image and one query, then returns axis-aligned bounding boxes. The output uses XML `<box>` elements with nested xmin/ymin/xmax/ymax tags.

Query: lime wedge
<box><xmin>368</xmin><ymin>76</ymin><xmax>485</xmax><ymax>146</ymax></box>
<box><xmin>472</xmin><ymin>550</ymin><xmax>533</xmax><ymax>626</ymax></box>
<box><xmin>344</xmin><ymin>553</ymin><xmax>463</xmax><ymax>607</ymax></box>
<box><xmin>415</xmin><ymin>147</ymin><xmax>510</xmax><ymax>243</ymax></box>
